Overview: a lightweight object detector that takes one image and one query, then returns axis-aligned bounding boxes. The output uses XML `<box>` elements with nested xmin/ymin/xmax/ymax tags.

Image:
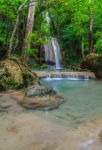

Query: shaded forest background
<box><xmin>0</xmin><ymin>0</ymin><xmax>102</xmax><ymax>68</ymax></box>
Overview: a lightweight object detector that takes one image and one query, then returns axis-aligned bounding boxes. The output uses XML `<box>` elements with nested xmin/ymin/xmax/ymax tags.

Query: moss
<box><xmin>0</xmin><ymin>57</ymin><xmax>39</xmax><ymax>90</ymax></box>
<box><xmin>40</xmin><ymin>64</ymin><xmax>48</xmax><ymax>69</ymax></box>
<box><xmin>81</xmin><ymin>53</ymin><xmax>102</xmax><ymax>78</ymax></box>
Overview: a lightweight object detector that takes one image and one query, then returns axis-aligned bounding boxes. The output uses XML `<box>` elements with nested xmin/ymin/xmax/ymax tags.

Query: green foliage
<box><xmin>0</xmin><ymin>0</ymin><xmax>102</xmax><ymax>67</ymax></box>
<box><xmin>24</xmin><ymin>48</ymin><xmax>38</xmax><ymax>57</ymax></box>
<box><xmin>28</xmin><ymin>59</ymin><xmax>39</xmax><ymax>68</ymax></box>
<box><xmin>0</xmin><ymin>0</ymin><xmax>27</xmax><ymax>50</ymax></box>
<box><xmin>95</xmin><ymin>31</ymin><xmax>102</xmax><ymax>54</ymax></box>
<box><xmin>40</xmin><ymin>64</ymin><xmax>48</xmax><ymax>69</ymax></box>
<box><xmin>30</xmin><ymin>32</ymin><xmax>48</xmax><ymax>46</ymax></box>
<box><xmin>24</xmin><ymin>31</ymin><xmax>48</xmax><ymax>59</ymax></box>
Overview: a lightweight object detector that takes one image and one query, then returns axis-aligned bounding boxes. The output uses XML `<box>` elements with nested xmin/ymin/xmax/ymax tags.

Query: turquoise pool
<box><xmin>36</xmin><ymin>79</ymin><xmax>102</xmax><ymax>129</ymax></box>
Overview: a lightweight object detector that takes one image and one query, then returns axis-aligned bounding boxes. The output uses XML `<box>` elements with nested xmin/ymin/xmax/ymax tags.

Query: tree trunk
<box><xmin>82</xmin><ymin>37</ymin><xmax>85</xmax><ymax>60</ymax></box>
<box><xmin>89</xmin><ymin>0</ymin><xmax>94</xmax><ymax>54</ymax></box>
<box><xmin>23</xmin><ymin>0</ymin><xmax>36</xmax><ymax>61</ymax></box>
<box><xmin>8</xmin><ymin>0</ymin><xmax>27</xmax><ymax>56</ymax></box>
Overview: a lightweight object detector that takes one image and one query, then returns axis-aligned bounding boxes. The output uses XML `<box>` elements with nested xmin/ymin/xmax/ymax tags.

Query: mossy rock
<box><xmin>81</xmin><ymin>53</ymin><xmax>102</xmax><ymax>78</ymax></box>
<box><xmin>0</xmin><ymin>57</ymin><xmax>39</xmax><ymax>90</ymax></box>
<box><xmin>11</xmin><ymin>89</ymin><xmax>64</xmax><ymax>111</ymax></box>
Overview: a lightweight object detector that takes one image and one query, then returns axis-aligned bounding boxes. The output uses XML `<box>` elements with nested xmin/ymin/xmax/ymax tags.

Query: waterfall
<box><xmin>51</xmin><ymin>38</ymin><xmax>61</xmax><ymax>69</ymax></box>
<box><xmin>44</xmin><ymin>12</ymin><xmax>61</xmax><ymax>69</ymax></box>
<box><xmin>45</xmin><ymin>12</ymin><xmax>50</xmax><ymax>25</ymax></box>
<box><xmin>44</xmin><ymin>37</ymin><xmax>61</xmax><ymax>70</ymax></box>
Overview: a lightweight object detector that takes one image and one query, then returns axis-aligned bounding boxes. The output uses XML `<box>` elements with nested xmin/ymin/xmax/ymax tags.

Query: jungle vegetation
<box><xmin>0</xmin><ymin>0</ymin><xmax>102</xmax><ymax>67</ymax></box>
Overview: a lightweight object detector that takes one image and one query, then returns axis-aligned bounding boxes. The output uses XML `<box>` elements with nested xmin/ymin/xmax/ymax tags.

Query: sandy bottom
<box><xmin>0</xmin><ymin>92</ymin><xmax>102</xmax><ymax>150</ymax></box>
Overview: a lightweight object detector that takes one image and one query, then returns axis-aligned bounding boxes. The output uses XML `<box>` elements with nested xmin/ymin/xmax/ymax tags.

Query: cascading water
<box><xmin>51</xmin><ymin>38</ymin><xmax>61</xmax><ymax>70</ymax></box>
<box><xmin>45</xmin><ymin>12</ymin><xmax>50</xmax><ymax>25</ymax></box>
<box><xmin>44</xmin><ymin>12</ymin><xmax>61</xmax><ymax>70</ymax></box>
<box><xmin>44</xmin><ymin>37</ymin><xmax>61</xmax><ymax>70</ymax></box>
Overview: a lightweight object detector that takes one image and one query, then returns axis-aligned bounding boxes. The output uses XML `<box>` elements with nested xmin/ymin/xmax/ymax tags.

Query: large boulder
<box><xmin>11</xmin><ymin>86</ymin><xmax>64</xmax><ymax>110</ymax></box>
<box><xmin>0</xmin><ymin>57</ymin><xmax>39</xmax><ymax>90</ymax></box>
<box><xmin>25</xmin><ymin>85</ymin><xmax>57</xmax><ymax>97</ymax></box>
<box><xmin>81</xmin><ymin>53</ymin><xmax>102</xmax><ymax>78</ymax></box>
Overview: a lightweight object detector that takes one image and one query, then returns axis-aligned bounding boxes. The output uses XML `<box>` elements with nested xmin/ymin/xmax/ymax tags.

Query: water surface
<box><xmin>37</xmin><ymin>79</ymin><xmax>102</xmax><ymax>129</ymax></box>
<box><xmin>0</xmin><ymin>80</ymin><xmax>102</xmax><ymax>150</ymax></box>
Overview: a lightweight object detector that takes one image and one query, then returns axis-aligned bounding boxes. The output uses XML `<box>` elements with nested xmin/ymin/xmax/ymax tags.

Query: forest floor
<box><xmin>0</xmin><ymin>91</ymin><xmax>102</xmax><ymax>150</ymax></box>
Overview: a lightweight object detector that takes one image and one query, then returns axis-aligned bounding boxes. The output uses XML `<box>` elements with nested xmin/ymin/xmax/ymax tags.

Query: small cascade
<box><xmin>44</xmin><ymin>12</ymin><xmax>61</xmax><ymax>70</ymax></box>
<box><xmin>51</xmin><ymin>38</ymin><xmax>61</xmax><ymax>70</ymax></box>
<box><xmin>44</xmin><ymin>37</ymin><xmax>61</xmax><ymax>70</ymax></box>
<box><xmin>45</xmin><ymin>12</ymin><xmax>50</xmax><ymax>25</ymax></box>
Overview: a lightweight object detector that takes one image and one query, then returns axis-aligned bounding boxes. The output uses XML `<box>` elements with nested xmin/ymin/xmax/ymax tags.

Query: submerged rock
<box><xmin>81</xmin><ymin>53</ymin><xmax>102</xmax><ymax>78</ymax></box>
<box><xmin>22</xmin><ymin>94</ymin><xmax>63</xmax><ymax>110</ymax></box>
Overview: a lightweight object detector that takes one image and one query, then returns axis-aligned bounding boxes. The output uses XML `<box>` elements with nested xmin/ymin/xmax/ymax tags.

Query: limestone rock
<box><xmin>11</xmin><ymin>87</ymin><xmax>64</xmax><ymax>111</ymax></box>
<box><xmin>22</xmin><ymin>95</ymin><xmax>63</xmax><ymax>110</ymax></box>
<box><xmin>81</xmin><ymin>53</ymin><xmax>102</xmax><ymax>78</ymax></box>
<box><xmin>0</xmin><ymin>57</ymin><xmax>39</xmax><ymax>90</ymax></box>
<box><xmin>25</xmin><ymin>85</ymin><xmax>56</xmax><ymax>97</ymax></box>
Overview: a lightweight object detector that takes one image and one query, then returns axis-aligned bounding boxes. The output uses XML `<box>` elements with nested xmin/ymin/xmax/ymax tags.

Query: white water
<box><xmin>51</xmin><ymin>38</ymin><xmax>61</xmax><ymax>69</ymax></box>
<box><xmin>45</xmin><ymin>12</ymin><xmax>50</xmax><ymax>25</ymax></box>
<box><xmin>44</xmin><ymin>12</ymin><xmax>61</xmax><ymax>70</ymax></box>
<box><xmin>44</xmin><ymin>37</ymin><xmax>61</xmax><ymax>70</ymax></box>
<box><xmin>42</xmin><ymin>76</ymin><xmax>90</xmax><ymax>81</ymax></box>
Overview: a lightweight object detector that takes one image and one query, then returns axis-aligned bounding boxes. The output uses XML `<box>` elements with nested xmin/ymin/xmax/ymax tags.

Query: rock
<box><xmin>25</xmin><ymin>85</ymin><xmax>57</xmax><ymax>97</ymax></box>
<box><xmin>0</xmin><ymin>109</ymin><xmax>8</xmax><ymax>113</ymax></box>
<box><xmin>81</xmin><ymin>53</ymin><xmax>102</xmax><ymax>78</ymax></box>
<box><xmin>11</xmin><ymin>87</ymin><xmax>64</xmax><ymax>111</ymax></box>
<box><xmin>0</xmin><ymin>57</ymin><xmax>39</xmax><ymax>89</ymax></box>
<box><xmin>21</xmin><ymin>94</ymin><xmax>63</xmax><ymax>110</ymax></box>
<box><xmin>0</xmin><ymin>102</ymin><xmax>12</xmax><ymax>109</ymax></box>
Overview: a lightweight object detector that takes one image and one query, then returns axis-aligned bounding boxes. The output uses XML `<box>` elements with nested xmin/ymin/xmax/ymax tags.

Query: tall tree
<box><xmin>23</xmin><ymin>0</ymin><xmax>36</xmax><ymax>60</ymax></box>
<box><xmin>8</xmin><ymin>0</ymin><xmax>27</xmax><ymax>56</ymax></box>
<box><xmin>89</xmin><ymin>0</ymin><xmax>94</xmax><ymax>53</ymax></box>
